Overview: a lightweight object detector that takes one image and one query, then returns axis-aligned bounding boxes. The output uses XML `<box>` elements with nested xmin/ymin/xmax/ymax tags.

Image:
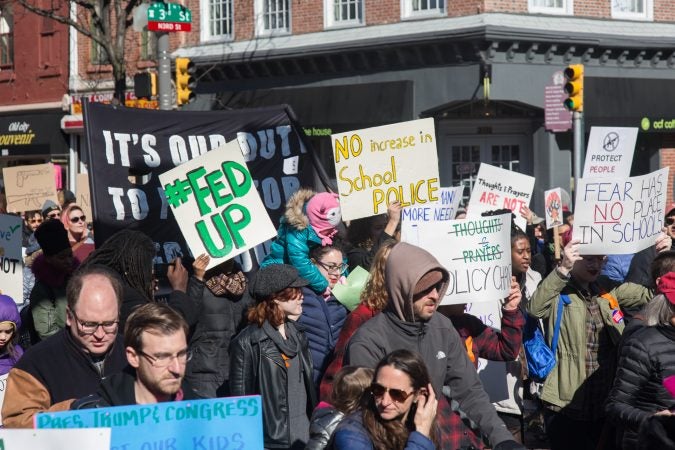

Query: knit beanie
<box><xmin>34</xmin><ymin>219</ymin><xmax>70</xmax><ymax>256</ymax></box>
<box><xmin>306</xmin><ymin>192</ymin><xmax>341</xmax><ymax>246</ymax></box>
<box><xmin>41</xmin><ymin>199</ymin><xmax>60</xmax><ymax>218</ymax></box>
<box><xmin>414</xmin><ymin>270</ymin><xmax>445</xmax><ymax>295</ymax></box>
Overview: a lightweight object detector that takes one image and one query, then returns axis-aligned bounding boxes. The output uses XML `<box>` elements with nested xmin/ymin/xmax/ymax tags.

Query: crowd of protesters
<box><xmin>0</xmin><ymin>187</ymin><xmax>673</xmax><ymax>450</ymax></box>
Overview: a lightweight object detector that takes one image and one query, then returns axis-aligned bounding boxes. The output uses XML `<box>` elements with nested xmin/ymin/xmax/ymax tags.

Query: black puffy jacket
<box><xmin>229</xmin><ymin>321</ymin><xmax>317</xmax><ymax>449</ymax></box>
<box><xmin>606</xmin><ymin>325</ymin><xmax>675</xmax><ymax>450</ymax></box>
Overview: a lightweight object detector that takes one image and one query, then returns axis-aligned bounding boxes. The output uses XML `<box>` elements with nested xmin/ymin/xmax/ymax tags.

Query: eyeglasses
<box><xmin>69</xmin><ymin>215</ymin><xmax>86</xmax><ymax>224</ymax></box>
<box><xmin>138</xmin><ymin>349</ymin><xmax>193</xmax><ymax>368</ymax></box>
<box><xmin>666</xmin><ymin>217</ymin><xmax>675</xmax><ymax>226</ymax></box>
<box><xmin>316</xmin><ymin>261</ymin><xmax>347</xmax><ymax>274</ymax></box>
<box><xmin>70</xmin><ymin>310</ymin><xmax>119</xmax><ymax>335</ymax></box>
<box><xmin>370</xmin><ymin>382</ymin><xmax>414</xmax><ymax>403</ymax></box>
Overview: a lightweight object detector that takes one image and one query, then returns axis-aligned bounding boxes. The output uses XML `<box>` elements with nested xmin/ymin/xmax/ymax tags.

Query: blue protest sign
<box><xmin>36</xmin><ymin>396</ymin><xmax>263</xmax><ymax>450</ymax></box>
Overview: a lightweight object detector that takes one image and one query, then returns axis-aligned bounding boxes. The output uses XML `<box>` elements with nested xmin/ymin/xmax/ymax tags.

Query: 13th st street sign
<box><xmin>147</xmin><ymin>2</ymin><xmax>192</xmax><ymax>32</ymax></box>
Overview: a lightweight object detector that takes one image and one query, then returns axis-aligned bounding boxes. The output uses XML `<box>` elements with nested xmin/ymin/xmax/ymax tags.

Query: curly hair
<box><xmin>360</xmin><ymin>239</ymin><xmax>397</xmax><ymax>312</ymax></box>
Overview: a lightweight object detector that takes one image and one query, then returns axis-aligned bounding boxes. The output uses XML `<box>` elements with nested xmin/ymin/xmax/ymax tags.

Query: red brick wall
<box><xmin>661</xmin><ymin>148</ymin><xmax>675</xmax><ymax>206</ymax></box>
<box><xmin>365</xmin><ymin>0</ymin><xmax>399</xmax><ymax>25</ymax></box>
<box><xmin>0</xmin><ymin>2</ymin><xmax>69</xmax><ymax>106</ymax></box>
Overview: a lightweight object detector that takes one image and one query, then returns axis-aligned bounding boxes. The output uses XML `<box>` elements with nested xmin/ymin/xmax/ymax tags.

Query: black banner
<box><xmin>83</xmin><ymin>102</ymin><xmax>315</xmax><ymax>271</ymax></box>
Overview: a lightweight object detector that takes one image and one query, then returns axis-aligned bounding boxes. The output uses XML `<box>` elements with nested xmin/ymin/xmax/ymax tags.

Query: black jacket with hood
<box><xmin>345</xmin><ymin>242</ymin><xmax>514</xmax><ymax>447</ymax></box>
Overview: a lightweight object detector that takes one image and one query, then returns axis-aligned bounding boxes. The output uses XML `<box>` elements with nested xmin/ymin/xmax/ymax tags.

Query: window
<box><xmin>401</xmin><ymin>0</ymin><xmax>445</xmax><ymax>19</ymax></box>
<box><xmin>201</xmin><ymin>0</ymin><xmax>233</xmax><ymax>41</ymax></box>
<box><xmin>255</xmin><ymin>0</ymin><xmax>290</xmax><ymax>36</ymax></box>
<box><xmin>140</xmin><ymin>30</ymin><xmax>157</xmax><ymax>61</ymax></box>
<box><xmin>325</xmin><ymin>0</ymin><xmax>363</xmax><ymax>28</ymax></box>
<box><xmin>528</xmin><ymin>0</ymin><xmax>573</xmax><ymax>14</ymax></box>
<box><xmin>90</xmin><ymin>33</ymin><xmax>110</xmax><ymax>65</ymax></box>
<box><xmin>0</xmin><ymin>4</ymin><xmax>13</xmax><ymax>67</ymax></box>
<box><xmin>611</xmin><ymin>0</ymin><xmax>652</xmax><ymax>20</ymax></box>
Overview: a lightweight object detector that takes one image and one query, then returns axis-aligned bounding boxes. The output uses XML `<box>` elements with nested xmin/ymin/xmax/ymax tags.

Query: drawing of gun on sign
<box><xmin>2</xmin><ymin>163</ymin><xmax>58</xmax><ymax>213</ymax></box>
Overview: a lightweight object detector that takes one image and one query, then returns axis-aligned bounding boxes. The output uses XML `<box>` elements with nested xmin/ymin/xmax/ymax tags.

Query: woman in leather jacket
<box><xmin>229</xmin><ymin>264</ymin><xmax>317</xmax><ymax>449</ymax></box>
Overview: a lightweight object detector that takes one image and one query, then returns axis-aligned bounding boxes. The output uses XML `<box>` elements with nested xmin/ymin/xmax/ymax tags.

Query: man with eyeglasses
<box><xmin>345</xmin><ymin>242</ymin><xmax>524</xmax><ymax>450</ymax></box>
<box><xmin>2</xmin><ymin>265</ymin><xmax>127</xmax><ymax>427</ymax></box>
<box><xmin>73</xmin><ymin>303</ymin><xmax>201</xmax><ymax>407</ymax></box>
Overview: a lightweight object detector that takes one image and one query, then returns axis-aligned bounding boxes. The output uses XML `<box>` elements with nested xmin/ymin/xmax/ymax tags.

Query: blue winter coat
<box><xmin>333</xmin><ymin>411</ymin><xmax>436</xmax><ymax>450</ymax></box>
<box><xmin>297</xmin><ymin>287</ymin><xmax>349</xmax><ymax>385</ymax></box>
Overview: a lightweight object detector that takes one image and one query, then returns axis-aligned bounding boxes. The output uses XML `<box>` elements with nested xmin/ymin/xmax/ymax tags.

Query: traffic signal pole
<box><xmin>573</xmin><ymin>110</ymin><xmax>584</xmax><ymax>203</ymax></box>
<box><xmin>157</xmin><ymin>32</ymin><xmax>172</xmax><ymax>110</ymax></box>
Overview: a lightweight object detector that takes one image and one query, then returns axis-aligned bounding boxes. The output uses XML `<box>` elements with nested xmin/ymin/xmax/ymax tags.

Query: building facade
<box><xmin>175</xmin><ymin>0</ymin><xmax>675</xmax><ymax>210</ymax></box>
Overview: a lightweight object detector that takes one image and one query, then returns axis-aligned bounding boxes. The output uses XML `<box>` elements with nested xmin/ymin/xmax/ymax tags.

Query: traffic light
<box><xmin>134</xmin><ymin>72</ymin><xmax>157</xmax><ymax>99</ymax></box>
<box><xmin>563</xmin><ymin>64</ymin><xmax>584</xmax><ymax>112</ymax></box>
<box><xmin>175</xmin><ymin>57</ymin><xmax>196</xmax><ymax>106</ymax></box>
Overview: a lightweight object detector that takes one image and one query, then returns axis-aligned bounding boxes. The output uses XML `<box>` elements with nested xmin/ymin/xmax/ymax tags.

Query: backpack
<box><xmin>523</xmin><ymin>294</ymin><xmax>570</xmax><ymax>382</ymax></box>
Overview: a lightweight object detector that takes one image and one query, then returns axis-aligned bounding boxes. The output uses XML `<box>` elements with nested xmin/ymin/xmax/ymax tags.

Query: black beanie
<box><xmin>34</xmin><ymin>220</ymin><xmax>70</xmax><ymax>256</ymax></box>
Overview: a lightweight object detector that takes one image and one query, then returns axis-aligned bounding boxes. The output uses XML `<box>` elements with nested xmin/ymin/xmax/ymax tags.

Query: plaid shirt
<box><xmin>437</xmin><ymin>393</ymin><xmax>486</xmax><ymax>450</ymax></box>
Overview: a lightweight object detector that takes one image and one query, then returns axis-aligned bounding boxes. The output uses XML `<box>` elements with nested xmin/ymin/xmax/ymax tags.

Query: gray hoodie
<box><xmin>345</xmin><ymin>242</ymin><xmax>513</xmax><ymax>447</ymax></box>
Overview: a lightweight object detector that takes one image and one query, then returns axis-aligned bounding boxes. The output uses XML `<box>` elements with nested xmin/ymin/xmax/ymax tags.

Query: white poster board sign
<box><xmin>332</xmin><ymin>118</ymin><xmax>441</xmax><ymax>221</ymax></box>
<box><xmin>467</xmin><ymin>164</ymin><xmax>535</xmax><ymax>230</ymax></box>
<box><xmin>573</xmin><ymin>167</ymin><xmax>669</xmax><ymax>254</ymax></box>
<box><xmin>2</xmin><ymin>163</ymin><xmax>58</xmax><ymax>213</ymax></box>
<box><xmin>0</xmin><ymin>428</ymin><xmax>110</xmax><ymax>449</ymax></box>
<box><xmin>0</xmin><ymin>373</ymin><xmax>7</xmax><ymax>424</ymax></box>
<box><xmin>0</xmin><ymin>215</ymin><xmax>23</xmax><ymax>304</ymax></box>
<box><xmin>400</xmin><ymin>186</ymin><xmax>463</xmax><ymax>246</ymax></box>
<box><xmin>158</xmin><ymin>140</ymin><xmax>277</xmax><ymax>270</ymax></box>
<box><xmin>583</xmin><ymin>127</ymin><xmax>637</xmax><ymax>178</ymax></box>
<box><xmin>75</xmin><ymin>173</ymin><xmax>93</xmax><ymax>222</ymax></box>
<box><xmin>544</xmin><ymin>187</ymin><xmax>564</xmax><ymax>229</ymax></box>
<box><xmin>416</xmin><ymin>214</ymin><xmax>512</xmax><ymax>305</ymax></box>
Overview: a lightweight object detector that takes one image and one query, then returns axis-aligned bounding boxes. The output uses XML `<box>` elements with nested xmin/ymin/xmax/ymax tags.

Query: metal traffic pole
<box><xmin>157</xmin><ymin>31</ymin><xmax>172</xmax><ymax>111</ymax></box>
<box><xmin>572</xmin><ymin>110</ymin><xmax>584</xmax><ymax>207</ymax></box>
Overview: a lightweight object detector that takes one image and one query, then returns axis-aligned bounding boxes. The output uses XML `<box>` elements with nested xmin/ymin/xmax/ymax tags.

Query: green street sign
<box><xmin>147</xmin><ymin>2</ymin><xmax>192</xmax><ymax>24</ymax></box>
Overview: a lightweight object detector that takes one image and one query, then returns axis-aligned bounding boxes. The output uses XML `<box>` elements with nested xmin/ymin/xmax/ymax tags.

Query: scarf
<box><xmin>205</xmin><ymin>270</ymin><xmax>247</xmax><ymax>297</ymax></box>
<box><xmin>262</xmin><ymin>320</ymin><xmax>300</xmax><ymax>359</ymax></box>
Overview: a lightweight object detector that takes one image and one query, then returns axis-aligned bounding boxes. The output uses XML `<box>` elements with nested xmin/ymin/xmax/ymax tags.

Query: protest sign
<box><xmin>332</xmin><ymin>118</ymin><xmax>440</xmax><ymax>221</ymax></box>
<box><xmin>37</xmin><ymin>395</ymin><xmax>264</xmax><ymax>450</ymax></box>
<box><xmin>0</xmin><ymin>428</ymin><xmax>110</xmax><ymax>449</ymax></box>
<box><xmin>0</xmin><ymin>215</ymin><xmax>23</xmax><ymax>304</ymax></box>
<box><xmin>467</xmin><ymin>164</ymin><xmax>534</xmax><ymax>230</ymax></box>
<box><xmin>158</xmin><ymin>141</ymin><xmax>277</xmax><ymax>270</ymax></box>
<box><xmin>76</xmin><ymin>173</ymin><xmax>93</xmax><ymax>221</ymax></box>
<box><xmin>544</xmin><ymin>188</ymin><xmax>563</xmax><ymax>229</ymax></box>
<box><xmin>0</xmin><ymin>373</ymin><xmax>7</xmax><ymax>424</ymax></box>
<box><xmin>583</xmin><ymin>127</ymin><xmax>637</xmax><ymax>178</ymax></box>
<box><xmin>83</xmin><ymin>102</ymin><xmax>317</xmax><ymax>272</ymax></box>
<box><xmin>415</xmin><ymin>214</ymin><xmax>512</xmax><ymax>305</ymax></box>
<box><xmin>400</xmin><ymin>186</ymin><xmax>463</xmax><ymax>246</ymax></box>
<box><xmin>2</xmin><ymin>163</ymin><xmax>57</xmax><ymax>213</ymax></box>
<box><xmin>573</xmin><ymin>167</ymin><xmax>669</xmax><ymax>254</ymax></box>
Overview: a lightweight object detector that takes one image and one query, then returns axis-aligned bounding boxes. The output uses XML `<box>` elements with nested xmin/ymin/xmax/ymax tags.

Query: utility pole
<box><xmin>157</xmin><ymin>32</ymin><xmax>172</xmax><ymax>111</ymax></box>
<box><xmin>572</xmin><ymin>110</ymin><xmax>584</xmax><ymax>201</ymax></box>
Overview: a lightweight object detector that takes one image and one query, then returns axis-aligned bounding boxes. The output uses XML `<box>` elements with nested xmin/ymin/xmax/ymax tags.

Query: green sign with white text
<box><xmin>147</xmin><ymin>2</ymin><xmax>191</xmax><ymax>24</ymax></box>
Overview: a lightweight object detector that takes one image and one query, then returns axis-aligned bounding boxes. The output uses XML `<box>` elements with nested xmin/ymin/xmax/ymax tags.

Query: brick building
<box><xmin>175</xmin><ymin>0</ymin><xmax>675</xmax><ymax>208</ymax></box>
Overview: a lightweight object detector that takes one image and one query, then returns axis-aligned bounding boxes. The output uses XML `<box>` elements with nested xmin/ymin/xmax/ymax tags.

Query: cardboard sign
<box><xmin>332</xmin><ymin>118</ymin><xmax>440</xmax><ymax>221</ymax></box>
<box><xmin>467</xmin><ymin>164</ymin><xmax>535</xmax><ymax>230</ymax></box>
<box><xmin>583</xmin><ymin>127</ymin><xmax>637</xmax><ymax>178</ymax></box>
<box><xmin>0</xmin><ymin>215</ymin><xmax>23</xmax><ymax>304</ymax></box>
<box><xmin>37</xmin><ymin>396</ymin><xmax>263</xmax><ymax>450</ymax></box>
<box><xmin>415</xmin><ymin>214</ymin><xmax>512</xmax><ymax>305</ymax></box>
<box><xmin>573</xmin><ymin>167</ymin><xmax>669</xmax><ymax>254</ymax></box>
<box><xmin>544</xmin><ymin>188</ymin><xmax>564</xmax><ymax>229</ymax></box>
<box><xmin>158</xmin><ymin>140</ymin><xmax>277</xmax><ymax>270</ymax></box>
<box><xmin>0</xmin><ymin>428</ymin><xmax>111</xmax><ymax>449</ymax></box>
<box><xmin>400</xmin><ymin>186</ymin><xmax>463</xmax><ymax>246</ymax></box>
<box><xmin>75</xmin><ymin>173</ymin><xmax>93</xmax><ymax>221</ymax></box>
<box><xmin>2</xmin><ymin>163</ymin><xmax>58</xmax><ymax>213</ymax></box>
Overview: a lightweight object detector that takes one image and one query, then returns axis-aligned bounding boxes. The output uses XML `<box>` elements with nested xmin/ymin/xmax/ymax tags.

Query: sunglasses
<box><xmin>47</xmin><ymin>212</ymin><xmax>60</xmax><ymax>219</ymax></box>
<box><xmin>370</xmin><ymin>382</ymin><xmax>414</xmax><ymax>403</ymax></box>
<box><xmin>28</xmin><ymin>218</ymin><xmax>42</xmax><ymax>224</ymax></box>
<box><xmin>666</xmin><ymin>217</ymin><xmax>675</xmax><ymax>226</ymax></box>
<box><xmin>69</xmin><ymin>215</ymin><xmax>86</xmax><ymax>224</ymax></box>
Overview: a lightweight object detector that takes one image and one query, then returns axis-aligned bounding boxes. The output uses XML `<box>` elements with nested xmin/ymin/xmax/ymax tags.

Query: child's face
<box><xmin>0</xmin><ymin>323</ymin><xmax>15</xmax><ymax>348</ymax></box>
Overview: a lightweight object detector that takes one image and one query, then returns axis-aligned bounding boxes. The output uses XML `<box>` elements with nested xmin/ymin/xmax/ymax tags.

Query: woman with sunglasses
<box><xmin>230</xmin><ymin>264</ymin><xmax>317</xmax><ymax>450</ymax></box>
<box><xmin>297</xmin><ymin>244</ymin><xmax>350</xmax><ymax>386</ymax></box>
<box><xmin>333</xmin><ymin>349</ymin><xmax>438</xmax><ymax>450</ymax></box>
<box><xmin>61</xmin><ymin>204</ymin><xmax>95</xmax><ymax>262</ymax></box>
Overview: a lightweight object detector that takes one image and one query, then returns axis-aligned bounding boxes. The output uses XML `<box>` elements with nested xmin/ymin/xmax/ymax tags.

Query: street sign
<box><xmin>544</xmin><ymin>71</ymin><xmax>572</xmax><ymax>132</ymax></box>
<box><xmin>147</xmin><ymin>2</ymin><xmax>192</xmax><ymax>32</ymax></box>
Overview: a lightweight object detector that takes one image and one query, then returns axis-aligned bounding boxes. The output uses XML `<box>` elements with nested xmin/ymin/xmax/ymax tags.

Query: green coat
<box><xmin>528</xmin><ymin>270</ymin><xmax>650</xmax><ymax>409</ymax></box>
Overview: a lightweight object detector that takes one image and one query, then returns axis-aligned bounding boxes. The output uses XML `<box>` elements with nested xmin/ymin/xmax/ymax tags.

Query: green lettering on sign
<box><xmin>147</xmin><ymin>2</ymin><xmax>192</xmax><ymax>23</ymax></box>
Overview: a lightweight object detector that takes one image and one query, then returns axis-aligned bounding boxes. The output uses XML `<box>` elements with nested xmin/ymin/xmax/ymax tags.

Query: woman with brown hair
<box><xmin>333</xmin><ymin>349</ymin><xmax>438</xmax><ymax>450</ymax></box>
<box><xmin>229</xmin><ymin>264</ymin><xmax>317</xmax><ymax>450</ymax></box>
<box><xmin>319</xmin><ymin>239</ymin><xmax>397</xmax><ymax>401</ymax></box>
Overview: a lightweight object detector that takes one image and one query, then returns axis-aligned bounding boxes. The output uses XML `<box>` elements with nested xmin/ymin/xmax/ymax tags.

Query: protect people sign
<box><xmin>158</xmin><ymin>141</ymin><xmax>277</xmax><ymax>270</ymax></box>
<box><xmin>573</xmin><ymin>167</ymin><xmax>669</xmax><ymax>254</ymax></box>
<box><xmin>332</xmin><ymin>118</ymin><xmax>440</xmax><ymax>221</ymax></box>
<box><xmin>415</xmin><ymin>214</ymin><xmax>512</xmax><ymax>305</ymax></box>
<box><xmin>583</xmin><ymin>127</ymin><xmax>637</xmax><ymax>178</ymax></box>
<box><xmin>36</xmin><ymin>396</ymin><xmax>264</xmax><ymax>450</ymax></box>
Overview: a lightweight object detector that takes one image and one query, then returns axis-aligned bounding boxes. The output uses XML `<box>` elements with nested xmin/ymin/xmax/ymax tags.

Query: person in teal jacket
<box><xmin>261</xmin><ymin>188</ymin><xmax>341</xmax><ymax>295</ymax></box>
<box><xmin>528</xmin><ymin>228</ymin><xmax>670</xmax><ymax>450</ymax></box>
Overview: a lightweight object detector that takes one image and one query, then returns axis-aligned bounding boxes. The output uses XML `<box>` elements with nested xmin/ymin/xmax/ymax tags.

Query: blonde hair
<box><xmin>360</xmin><ymin>240</ymin><xmax>397</xmax><ymax>312</ymax></box>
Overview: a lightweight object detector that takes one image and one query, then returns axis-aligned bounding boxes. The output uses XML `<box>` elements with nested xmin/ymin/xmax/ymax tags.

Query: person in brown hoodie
<box><xmin>345</xmin><ymin>242</ymin><xmax>523</xmax><ymax>450</ymax></box>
